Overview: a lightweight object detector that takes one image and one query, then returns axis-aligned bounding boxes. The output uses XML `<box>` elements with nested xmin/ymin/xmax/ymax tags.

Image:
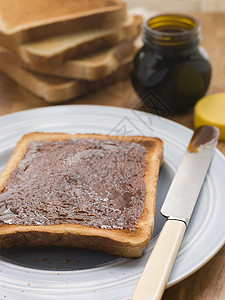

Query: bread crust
<box><xmin>0</xmin><ymin>133</ymin><xmax>163</xmax><ymax>257</ymax></box>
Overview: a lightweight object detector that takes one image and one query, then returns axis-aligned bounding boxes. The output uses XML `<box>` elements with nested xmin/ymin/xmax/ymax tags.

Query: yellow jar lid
<box><xmin>194</xmin><ymin>93</ymin><xmax>225</xmax><ymax>140</ymax></box>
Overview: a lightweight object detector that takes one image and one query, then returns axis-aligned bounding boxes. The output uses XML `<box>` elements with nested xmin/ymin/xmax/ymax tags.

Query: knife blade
<box><xmin>132</xmin><ymin>125</ymin><xmax>220</xmax><ymax>300</ymax></box>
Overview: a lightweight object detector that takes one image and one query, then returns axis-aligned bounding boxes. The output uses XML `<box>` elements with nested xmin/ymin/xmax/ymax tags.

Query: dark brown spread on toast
<box><xmin>0</xmin><ymin>138</ymin><xmax>148</xmax><ymax>230</ymax></box>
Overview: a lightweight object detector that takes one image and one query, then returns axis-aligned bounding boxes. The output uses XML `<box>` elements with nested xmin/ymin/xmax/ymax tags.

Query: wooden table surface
<box><xmin>0</xmin><ymin>12</ymin><xmax>224</xmax><ymax>300</ymax></box>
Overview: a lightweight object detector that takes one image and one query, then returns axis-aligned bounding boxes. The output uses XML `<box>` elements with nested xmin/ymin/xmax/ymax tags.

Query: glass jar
<box><xmin>131</xmin><ymin>14</ymin><xmax>211</xmax><ymax>114</ymax></box>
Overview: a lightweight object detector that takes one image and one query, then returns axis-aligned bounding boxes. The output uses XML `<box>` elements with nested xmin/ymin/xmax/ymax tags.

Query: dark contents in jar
<box><xmin>131</xmin><ymin>14</ymin><xmax>211</xmax><ymax>114</ymax></box>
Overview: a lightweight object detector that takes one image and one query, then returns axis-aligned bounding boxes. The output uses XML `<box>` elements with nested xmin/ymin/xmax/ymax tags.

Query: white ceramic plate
<box><xmin>0</xmin><ymin>105</ymin><xmax>225</xmax><ymax>300</ymax></box>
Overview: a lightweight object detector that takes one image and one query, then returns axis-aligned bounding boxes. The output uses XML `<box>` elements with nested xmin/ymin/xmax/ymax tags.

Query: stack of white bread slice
<box><xmin>0</xmin><ymin>0</ymin><xmax>142</xmax><ymax>103</ymax></box>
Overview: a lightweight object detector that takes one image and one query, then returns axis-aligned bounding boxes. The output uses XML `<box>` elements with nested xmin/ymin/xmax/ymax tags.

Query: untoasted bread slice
<box><xmin>15</xmin><ymin>15</ymin><xmax>142</xmax><ymax>71</ymax></box>
<box><xmin>0</xmin><ymin>0</ymin><xmax>127</xmax><ymax>47</ymax></box>
<box><xmin>0</xmin><ymin>47</ymin><xmax>137</xmax><ymax>102</ymax></box>
<box><xmin>0</xmin><ymin>132</ymin><xmax>163</xmax><ymax>257</ymax></box>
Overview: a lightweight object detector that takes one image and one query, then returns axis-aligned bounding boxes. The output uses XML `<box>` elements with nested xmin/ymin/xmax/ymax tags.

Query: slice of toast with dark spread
<box><xmin>0</xmin><ymin>132</ymin><xmax>163</xmax><ymax>257</ymax></box>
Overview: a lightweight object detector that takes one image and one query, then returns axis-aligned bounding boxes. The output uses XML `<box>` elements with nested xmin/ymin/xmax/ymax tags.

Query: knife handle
<box><xmin>131</xmin><ymin>219</ymin><xmax>186</xmax><ymax>300</ymax></box>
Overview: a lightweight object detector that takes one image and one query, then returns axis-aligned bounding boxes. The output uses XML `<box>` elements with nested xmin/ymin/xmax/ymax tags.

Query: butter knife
<box><xmin>132</xmin><ymin>125</ymin><xmax>220</xmax><ymax>300</ymax></box>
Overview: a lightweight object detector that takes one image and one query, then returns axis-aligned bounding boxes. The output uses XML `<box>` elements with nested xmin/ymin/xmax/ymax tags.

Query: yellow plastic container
<box><xmin>194</xmin><ymin>93</ymin><xmax>225</xmax><ymax>140</ymax></box>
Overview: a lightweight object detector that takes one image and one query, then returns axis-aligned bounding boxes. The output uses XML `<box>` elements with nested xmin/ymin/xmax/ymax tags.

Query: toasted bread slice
<box><xmin>0</xmin><ymin>133</ymin><xmax>163</xmax><ymax>257</ymax></box>
<box><xmin>15</xmin><ymin>15</ymin><xmax>142</xmax><ymax>71</ymax></box>
<box><xmin>22</xmin><ymin>40</ymin><xmax>136</xmax><ymax>80</ymax></box>
<box><xmin>0</xmin><ymin>0</ymin><xmax>127</xmax><ymax>47</ymax></box>
<box><xmin>0</xmin><ymin>47</ymin><xmax>137</xmax><ymax>102</ymax></box>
